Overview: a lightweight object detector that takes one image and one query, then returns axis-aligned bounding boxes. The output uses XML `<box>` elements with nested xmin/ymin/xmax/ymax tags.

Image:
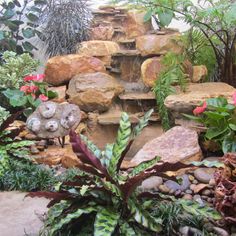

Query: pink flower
<box><xmin>233</xmin><ymin>91</ymin><xmax>236</xmax><ymax>105</ymax></box>
<box><xmin>193</xmin><ymin>101</ymin><xmax>207</xmax><ymax>115</ymax></box>
<box><xmin>29</xmin><ymin>85</ymin><xmax>39</xmax><ymax>93</ymax></box>
<box><xmin>20</xmin><ymin>85</ymin><xmax>30</xmax><ymax>93</ymax></box>
<box><xmin>39</xmin><ymin>94</ymin><xmax>48</xmax><ymax>102</ymax></box>
<box><xmin>24</xmin><ymin>74</ymin><xmax>45</xmax><ymax>82</ymax></box>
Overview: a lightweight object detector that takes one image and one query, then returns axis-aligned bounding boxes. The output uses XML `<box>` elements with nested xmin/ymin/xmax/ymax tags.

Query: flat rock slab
<box><xmin>164</xmin><ymin>82</ymin><xmax>235</xmax><ymax>115</ymax></box>
<box><xmin>131</xmin><ymin>126</ymin><xmax>202</xmax><ymax>165</ymax></box>
<box><xmin>0</xmin><ymin>191</ymin><xmax>49</xmax><ymax>236</ymax></box>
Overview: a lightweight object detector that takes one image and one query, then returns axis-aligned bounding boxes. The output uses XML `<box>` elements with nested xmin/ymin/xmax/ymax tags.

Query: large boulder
<box><xmin>44</xmin><ymin>55</ymin><xmax>105</xmax><ymax>86</ymax></box>
<box><xmin>192</xmin><ymin>65</ymin><xmax>208</xmax><ymax>83</ymax></box>
<box><xmin>164</xmin><ymin>82</ymin><xmax>235</xmax><ymax>117</ymax></box>
<box><xmin>141</xmin><ymin>57</ymin><xmax>163</xmax><ymax>87</ymax></box>
<box><xmin>136</xmin><ymin>33</ymin><xmax>182</xmax><ymax>56</ymax></box>
<box><xmin>67</xmin><ymin>72</ymin><xmax>124</xmax><ymax>112</ymax></box>
<box><xmin>123</xmin><ymin>10</ymin><xmax>152</xmax><ymax>39</ymax></box>
<box><xmin>131</xmin><ymin>126</ymin><xmax>202</xmax><ymax>165</ymax></box>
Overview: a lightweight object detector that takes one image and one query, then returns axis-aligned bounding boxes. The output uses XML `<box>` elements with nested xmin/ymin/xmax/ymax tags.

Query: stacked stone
<box><xmin>43</xmin><ymin>5</ymin><xmax>208</xmax><ymax>154</ymax></box>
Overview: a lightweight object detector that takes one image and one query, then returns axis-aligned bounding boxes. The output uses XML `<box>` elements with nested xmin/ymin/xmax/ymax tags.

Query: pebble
<box><xmin>207</xmin><ymin>197</ymin><xmax>213</xmax><ymax>203</ymax></box>
<box><xmin>185</xmin><ymin>189</ymin><xmax>193</xmax><ymax>195</ymax></box>
<box><xmin>192</xmin><ymin>183</ymin><xmax>208</xmax><ymax>194</ymax></box>
<box><xmin>212</xmin><ymin>227</ymin><xmax>229</xmax><ymax>236</ymax></box>
<box><xmin>174</xmin><ymin>190</ymin><xmax>182</xmax><ymax>197</ymax></box>
<box><xmin>201</xmin><ymin>189</ymin><xmax>212</xmax><ymax>196</ymax></box>
<box><xmin>209</xmin><ymin>178</ymin><xmax>216</xmax><ymax>186</ymax></box>
<box><xmin>183</xmin><ymin>194</ymin><xmax>193</xmax><ymax>200</ymax></box>
<box><xmin>194</xmin><ymin>168</ymin><xmax>215</xmax><ymax>184</ymax></box>
<box><xmin>140</xmin><ymin>176</ymin><xmax>163</xmax><ymax>191</ymax></box>
<box><xmin>164</xmin><ymin>175</ymin><xmax>191</xmax><ymax>192</ymax></box>
<box><xmin>30</xmin><ymin>145</ymin><xmax>40</xmax><ymax>154</ymax></box>
<box><xmin>190</xmin><ymin>184</ymin><xmax>196</xmax><ymax>191</ymax></box>
<box><xmin>192</xmin><ymin>180</ymin><xmax>198</xmax><ymax>184</ymax></box>
<box><xmin>159</xmin><ymin>184</ymin><xmax>170</xmax><ymax>193</ymax></box>
<box><xmin>188</xmin><ymin>175</ymin><xmax>195</xmax><ymax>182</ymax></box>
<box><xmin>193</xmin><ymin>194</ymin><xmax>204</xmax><ymax>205</ymax></box>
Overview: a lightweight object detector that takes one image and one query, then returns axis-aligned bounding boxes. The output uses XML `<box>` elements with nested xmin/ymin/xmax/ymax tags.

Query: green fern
<box><xmin>153</xmin><ymin>52</ymin><xmax>188</xmax><ymax>130</ymax></box>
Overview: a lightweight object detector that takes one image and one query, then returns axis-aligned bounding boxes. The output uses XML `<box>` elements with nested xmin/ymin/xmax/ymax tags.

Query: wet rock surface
<box><xmin>26</xmin><ymin>102</ymin><xmax>81</xmax><ymax>139</ymax></box>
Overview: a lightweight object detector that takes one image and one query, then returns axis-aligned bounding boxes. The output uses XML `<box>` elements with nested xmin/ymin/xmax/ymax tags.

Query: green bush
<box><xmin>0</xmin><ymin>51</ymin><xmax>39</xmax><ymax>90</ymax></box>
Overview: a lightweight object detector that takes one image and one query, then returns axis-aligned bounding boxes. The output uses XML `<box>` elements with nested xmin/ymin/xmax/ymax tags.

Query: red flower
<box><xmin>24</xmin><ymin>74</ymin><xmax>45</xmax><ymax>82</ymax></box>
<box><xmin>193</xmin><ymin>101</ymin><xmax>207</xmax><ymax>115</ymax></box>
<box><xmin>29</xmin><ymin>85</ymin><xmax>39</xmax><ymax>93</ymax></box>
<box><xmin>20</xmin><ymin>85</ymin><xmax>30</xmax><ymax>93</ymax></box>
<box><xmin>233</xmin><ymin>91</ymin><xmax>236</xmax><ymax>105</ymax></box>
<box><xmin>39</xmin><ymin>94</ymin><xmax>48</xmax><ymax>102</ymax></box>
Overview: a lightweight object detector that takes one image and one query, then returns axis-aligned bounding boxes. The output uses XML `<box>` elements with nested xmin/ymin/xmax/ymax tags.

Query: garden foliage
<box><xmin>28</xmin><ymin>110</ymin><xmax>221</xmax><ymax>236</ymax></box>
<box><xmin>185</xmin><ymin>94</ymin><xmax>236</xmax><ymax>153</ymax></box>
<box><xmin>0</xmin><ymin>0</ymin><xmax>47</xmax><ymax>54</ymax></box>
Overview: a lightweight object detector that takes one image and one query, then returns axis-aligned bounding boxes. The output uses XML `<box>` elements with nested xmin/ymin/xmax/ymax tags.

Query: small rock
<box><xmin>183</xmin><ymin>194</ymin><xmax>193</xmax><ymax>200</ymax></box>
<box><xmin>159</xmin><ymin>184</ymin><xmax>170</xmax><ymax>193</ymax></box>
<box><xmin>179</xmin><ymin>226</ymin><xmax>189</xmax><ymax>236</ymax></box>
<box><xmin>140</xmin><ymin>176</ymin><xmax>163</xmax><ymax>191</ymax></box>
<box><xmin>192</xmin><ymin>180</ymin><xmax>198</xmax><ymax>184</ymax></box>
<box><xmin>194</xmin><ymin>168</ymin><xmax>215</xmax><ymax>184</ymax></box>
<box><xmin>174</xmin><ymin>190</ymin><xmax>182</xmax><ymax>196</ymax></box>
<box><xmin>164</xmin><ymin>175</ymin><xmax>191</xmax><ymax>192</ymax></box>
<box><xmin>201</xmin><ymin>189</ymin><xmax>212</xmax><ymax>196</ymax></box>
<box><xmin>190</xmin><ymin>184</ymin><xmax>196</xmax><ymax>191</ymax></box>
<box><xmin>207</xmin><ymin>197</ymin><xmax>213</xmax><ymax>203</ymax></box>
<box><xmin>188</xmin><ymin>175</ymin><xmax>195</xmax><ymax>182</ymax></box>
<box><xmin>30</xmin><ymin>145</ymin><xmax>40</xmax><ymax>154</ymax></box>
<box><xmin>193</xmin><ymin>194</ymin><xmax>204</xmax><ymax>206</ymax></box>
<box><xmin>192</xmin><ymin>183</ymin><xmax>208</xmax><ymax>194</ymax></box>
<box><xmin>209</xmin><ymin>178</ymin><xmax>216</xmax><ymax>186</ymax></box>
<box><xmin>185</xmin><ymin>189</ymin><xmax>193</xmax><ymax>195</ymax></box>
<box><xmin>212</xmin><ymin>227</ymin><xmax>229</xmax><ymax>236</ymax></box>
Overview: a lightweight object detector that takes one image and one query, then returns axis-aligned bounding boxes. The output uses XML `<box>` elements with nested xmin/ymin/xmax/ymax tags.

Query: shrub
<box><xmin>0</xmin><ymin>0</ymin><xmax>46</xmax><ymax>54</ymax></box>
<box><xmin>184</xmin><ymin>93</ymin><xmax>236</xmax><ymax>153</ymax></box>
<box><xmin>0</xmin><ymin>51</ymin><xmax>39</xmax><ymax>90</ymax></box>
<box><xmin>39</xmin><ymin>0</ymin><xmax>91</xmax><ymax>56</ymax></box>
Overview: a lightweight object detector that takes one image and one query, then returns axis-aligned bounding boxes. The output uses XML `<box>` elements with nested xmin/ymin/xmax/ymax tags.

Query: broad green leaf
<box><xmin>22</xmin><ymin>28</ymin><xmax>35</xmax><ymax>39</ymax></box>
<box><xmin>178</xmin><ymin>199</ymin><xmax>222</xmax><ymax>220</ymax></box>
<box><xmin>129</xmin><ymin>156</ymin><xmax>161</xmax><ymax>177</ymax></box>
<box><xmin>47</xmin><ymin>90</ymin><xmax>58</xmax><ymax>99</ymax></box>
<box><xmin>49</xmin><ymin>206</ymin><xmax>98</xmax><ymax>235</ymax></box>
<box><xmin>206</xmin><ymin>97</ymin><xmax>228</xmax><ymax>108</ymax></box>
<box><xmin>3</xmin><ymin>9</ymin><xmax>15</xmax><ymax>19</ymax></box>
<box><xmin>204</xmin><ymin>111</ymin><xmax>227</xmax><ymax>120</ymax></box>
<box><xmin>229</xmin><ymin>123</ymin><xmax>236</xmax><ymax>131</ymax></box>
<box><xmin>119</xmin><ymin>222</ymin><xmax>136</xmax><ymax>236</ymax></box>
<box><xmin>132</xmin><ymin>109</ymin><xmax>154</xmax><ymax>139</ymax></box>
<box><xmin>128</xmin><ymin>199</ymin><xmax>162</xmax><ymax>232</ymax></box>
<box><xmin>222</xmin><ymin>133</ymin><xmax>236</xmax><ymax>153</ymax></box>
<box><xmin>191</xmin><ymin>160</ymin><xmax>224</xmax><ymax>168</ymax></box>
<box><xmin>205</xmin><ymin>127</ymin><xmax>228</xmax><ymax>140</ymax></box>
<box><xmin>108</xmin><ymin>112</ymin><xmax>131</xmax><ymax>177</ymax></box>
<box><xmin>144</xmin><ymin>9</ymin><xmax>153</xmax><ymax>22</ymax></box>
<box><xmin>26</xmin><ymin>13</ymin><xmax>39</xmax><ymax>22</ymax></box>
<box><xmin>22</xmin><ymin>41</ymin><xmax>36</xmax><ymax>51</ymax></box>
<box><xmin>158</xmin><ymin>10</ymin><xmax>174</xmax><ymax>27</ymax></box>
<box><xmin>182</xmin><ymin>113</ymin><xmax>203</xmax><ymax>122</ymax></box>
<box><xmin>94</xmin><ymin>208</ymin><xmax>120</xmax><ymax>236</ymax></box>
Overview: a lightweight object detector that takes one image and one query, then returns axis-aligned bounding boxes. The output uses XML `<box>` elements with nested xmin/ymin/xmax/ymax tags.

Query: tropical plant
<box><xmin>180</xmin><ymin>28</ymin><xmax>217</xmax><ymax>80</ymax></box>
<box><xmin>0</xmin><ymin>51</ymin><xmax>39</xmax><ymax>90</ymax></box>
<box><xmin>28</xmin><ymin>110</ymin><xmax>221</xmax><ymax>236</ymax></box>
<box><xmin>38</xmin><ymin>0</ymin><xmax>91</xmax><ymax>56</ymax></box>
<box><xmin>0</xmin><ymin>107</ymin><xmax>33</xmax><ymax>178</ymax></box>
<box><xmin>0</xmin><ymin>0</ymin><xmax>47</xmax><ymax>54</ymax></box>
<box><xmin>184</xmin><ymin>93</ymin><xmax>236</xmax><ymax>153</ymax></box>
<box><xmin>3</xmin><ymin>73</ymin><xmax>58</xmax><ymax>117</ymax></box>
<box><xmin>114</xmin><ymin>0</ymin><xmax>236</xmax><ymax>86</ymax></box>
<box><xmin>153</xmin><ymin>52</ymin><xmax>188</xmax><ymax>130</ymax></box>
